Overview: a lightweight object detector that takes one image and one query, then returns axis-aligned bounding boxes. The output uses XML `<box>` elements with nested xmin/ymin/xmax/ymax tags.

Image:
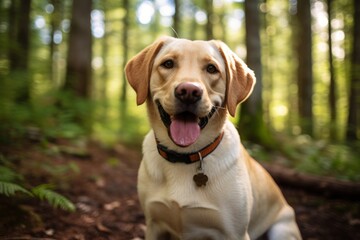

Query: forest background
<box><xmin>0</xmin><ymin>0</ymin><xmax>359</xmax><ymax>183</ymax></box>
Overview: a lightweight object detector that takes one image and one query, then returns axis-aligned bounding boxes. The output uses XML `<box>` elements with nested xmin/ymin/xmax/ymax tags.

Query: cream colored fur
<box><xmin>125</xmin><ymin>36</ymin><xmax>302</xmax><ymax>240</ymax></box>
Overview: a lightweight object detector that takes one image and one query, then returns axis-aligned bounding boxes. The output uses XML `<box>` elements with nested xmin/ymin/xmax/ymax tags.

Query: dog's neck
<box><xmin>156</xmin><ymin>131</ymin><xmax>224</xmax><ymax>164</ymax></box>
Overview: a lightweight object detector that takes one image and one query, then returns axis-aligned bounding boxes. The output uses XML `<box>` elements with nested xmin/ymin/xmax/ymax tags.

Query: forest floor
<box><xmin>0</xmin><ymin>139</ymin><xmax>359</xmax><ymax>240</ymax></box>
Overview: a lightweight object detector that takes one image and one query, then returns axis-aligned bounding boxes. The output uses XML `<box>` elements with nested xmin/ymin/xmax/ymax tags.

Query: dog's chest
<box><xmin>139</xmin><ymin>126</ymin><xmax>252</xmax><ymax>238</ymax></box>
<box><xmin>142</xmin><ymin>159</ymin><xmax>252</xmax><ymax>239</ymax></box>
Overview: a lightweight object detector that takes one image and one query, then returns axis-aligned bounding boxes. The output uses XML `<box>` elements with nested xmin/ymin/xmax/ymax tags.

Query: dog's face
<box><xmin>126</xmin><ymin>37</ymin><xmax>255</xmax><ymax>149</ymax></box>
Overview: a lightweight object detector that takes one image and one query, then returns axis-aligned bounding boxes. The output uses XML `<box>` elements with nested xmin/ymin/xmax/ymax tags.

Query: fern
<box><xmin>0</xmin><ymin>165</ymin><xmax>23</xmax><ymax>182</ymax></box>
<box><xmin>0</xmin><ymin>159</ymin><xmax>75</xmax><ymax>212</ymax></box>
<box><xmin>0</xmin><ymin>181</ymin><xmax>32</xmax><ymax>197</ymax></box>
<box><xmin>31</xmin><ymin>184</ymin><xmax>75</xmax><ymax>212</ymax></box>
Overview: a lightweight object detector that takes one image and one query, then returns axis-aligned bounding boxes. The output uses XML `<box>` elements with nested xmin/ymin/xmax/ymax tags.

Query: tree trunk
<box><xmin>121</xmin><ymin>0</ymin><xmax>130</xmax><ymax>102</ymax></box>
<box><xmin>8</xmin><ymin>0</ymin><xmax>31</xmax><ymax>103</ymax></box>
<box><xmin>64</xmin><ymin>0</ymin><xmax>92</xmax><ymax>98</ymax></box>
<box><xmin>49</xmin><ymin>0</ymin><xmax>62</xmax><ymax>83</ymax></box>
<box><xmin>238</xmin><ymin>0</ymin><xmax>272</xmax><ymax>146</ymax></box>
<box><xmin>100</xmin><ymin>0</ymin><xmax>109</xmax><ymax>104</ymax></box>
<box><xmin>296</xmin><ymin>0</ymin><xmax>314</xmax><ymax>136</ymax></box>
<box><xmin>261</xmin><ymin>0</ymin><xmax>272</xmax><ymax>129</ymax></box>
<box><xmin>172</xmin><ymin>0</ymin><xmax>180</xmax><ymax>37</ymax></box>
<box><xmin>327</xmin><ymin>0</ymin><xmax>337</xmax><ymax>140</ymax></box>
<box><xmin>9</xmin><ymin>0</ymin><xmax>31</xmax><ymax>70</ymax></box>
<box><xmin>205</xmin><ymin>0</ymin><xmax>213</xmax><ymax>40</ymax></box>
<box><xmin>346</xmin><ymin>0</ymin><xmax>360</xmax><ymax>141</ymax></box>
<box><xmin>262</xmin><ymin>163</ymin><xmax>360</xmax><ymax>199</ymax></box>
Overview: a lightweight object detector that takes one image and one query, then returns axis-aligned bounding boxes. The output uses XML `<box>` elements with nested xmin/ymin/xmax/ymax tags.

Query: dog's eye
<box><xmin>161</xmin><ymin>60</ymin><xmax>174</xmax><ymax>69</ymax></box>
<box><xmin>206</xmin><ymin>64</ymin><xmax>218</xmax><ymax>74</ymax></box>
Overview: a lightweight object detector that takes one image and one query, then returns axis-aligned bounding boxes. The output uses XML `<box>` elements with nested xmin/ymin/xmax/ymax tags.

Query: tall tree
<box><xmin>205</xmin><ymin>0</ymin><xmax>214</xmax><ymax>40</ymax></box>
<box><xmin>346</xmin><ymin>0</ymin><xmax>360</xmax><ymax>141</ymax></box>
<box><xmin>327</xmin><ymin>0</ymin><xmax>337</xmax><ymax>140</ymax></box>
<box><xmin>296</xmin><ymin>0</ymin><xmax>314</xmax><ymax>136</ymax></box>
<box><xmin>121</xmin><ymin>0</ymin><xmax>130</xmax><ymax>102</ymax></box>
<box><xmin>172</xmin><ymin>0</ymin><xmax>180</xmax><ymax>37</ymax></box>
<box><xmin>238</xmin><ymin>0</ymin><xmax>271</xmax><ymax>146</ymax></box>
<box><xmin>100</xmin><ymin>0</ymin><xmax>109</xmax><ymax>102</ymax></box>
<box><xmin>8</xmin><ymin>0</ymin><xmax>31</xmax><ymax>102</ymax></box>
<box><xmin>64</xmin><ymin>0</ymin><xmax>92</xmax><ymax>98</ymax></box>
<box><xmin>49</xmin><ymin>0</ymin><xmax>62</xmax><ymax>84</ymax></box>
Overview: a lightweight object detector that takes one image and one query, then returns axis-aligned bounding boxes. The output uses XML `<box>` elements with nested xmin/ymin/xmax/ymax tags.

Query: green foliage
<box><xmin>93</xmin><ymin>100</ymin><xmax>149</xmax><ymax>146</ymax></box>
<box><xmin>0</xmin><ymin>86</ymin><xmax>94</xmax><ymax>143</ymax></box>
<box><xmin>46</xmin><ymin>91</ymin><xmax>94</xmax><ymax>138</ymax></box>
<box><xmin>0</xmin><ymin>165</ymin><xmax>23</xmax><ymax>182</ymax></box>
<box><xmin>0</xmin><ymin>181</ymin><xmax>32</xmax><ymax>197</ymax></box>
<box><xmin>31</xmin><ymin>184</ymin><xmax>75</xmax><ymax>212</ymax></box>
<box><xmin>40</xmin><ymin>160</ymin><xmax>80</xmax><ymax>177</ymax></box>
<box><xmin>280</xmin><ymin>135</ymin><xmax>360</xmax><ymax>181</ymax></box>
<box><xmin>0</xmin><ymin>160</ymin><xmax>29</xmax><ymax>198</ymax></box>
<box><xmin>0</xmin><ymin>156</ymin><xmax>75</xmax><ymax>212</ymax></box>
<box><xmin>246</xmin><ymin>134</ymin><xmax>360</xmax><ymax>181</ymax></box>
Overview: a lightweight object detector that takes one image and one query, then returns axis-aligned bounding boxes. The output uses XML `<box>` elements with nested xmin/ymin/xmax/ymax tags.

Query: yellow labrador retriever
<box><xmin>125</xmin><ymin>36</ymin><xmax>301</xmax><ymax>240</ymax></box>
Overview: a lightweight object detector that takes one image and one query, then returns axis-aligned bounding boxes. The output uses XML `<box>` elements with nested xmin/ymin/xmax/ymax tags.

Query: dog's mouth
<box><xmin>156</xmin><ymin>101</ymin><xmax>216</xmax><ymax>147</ymax></box>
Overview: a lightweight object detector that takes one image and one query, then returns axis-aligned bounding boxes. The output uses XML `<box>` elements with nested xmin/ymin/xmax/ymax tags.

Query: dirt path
<box><xmin>0</xmin><ymin>141</ymin><xmax>359</xmax><ymax>239</ymax></box>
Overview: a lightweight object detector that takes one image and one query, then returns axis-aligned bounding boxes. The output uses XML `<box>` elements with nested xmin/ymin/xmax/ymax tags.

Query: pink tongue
<box><xmin>170</xmin><ymin>114</ymin><xmax>200</xmax><ymax>147</ymax></box>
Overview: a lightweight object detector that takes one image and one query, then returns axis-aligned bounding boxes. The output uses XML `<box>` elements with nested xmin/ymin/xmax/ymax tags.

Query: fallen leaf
<box><xmin>96</xmin><ymin>220</ymin><xmax>111</xmax><ymax>233</ymax></box>
<box><xmin>104</xmin><ymin>201</ymin><xmax>121</xmax><ymax>210</ymax></box>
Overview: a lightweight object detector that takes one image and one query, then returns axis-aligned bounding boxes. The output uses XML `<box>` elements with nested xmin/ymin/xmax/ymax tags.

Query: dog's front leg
<box><xmin>145</xmin><ymin>224</ymin><xmax>180</xmax><ymax>240</ymax></box>
<box><xmin>267</xmin><ymin>206</ymin><xmax>302</xmax><ymax>240</ymax></box>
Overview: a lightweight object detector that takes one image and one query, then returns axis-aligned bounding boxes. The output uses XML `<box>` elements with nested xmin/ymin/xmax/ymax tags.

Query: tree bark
<box><xmin>238</xmin><ymin>0</ymin><xmax>272</xmax><ymax>146</ymax></box>
<box><xmin>64</xmin><ymin>0</ymin><xmax>92</xmax><ymax>98</ymax></box>
<box><xmin>327</xmin><ymin>0</ymin><xmax>337</xmax><ymax>140</ymax></box>
<box><xmin>296</xmin><ymin>0</ymin><xmax>314</xmax><ymax>136</ymax></box>
<box><xmin>121</xmin><ymin>0</ymin><xmax>130</xmax><ymax>102</ymax></box>
<box><xmin>205</xmin><ymin>0</ymin><xmax>214</xmax><ymax>40</ymax></box>
<box><xmin>8</xmin><ymin>0</ymin><xmax>31</xmax><ymax>103</ymax></box>
<box><xmin>9</xmin><ymin>0</ymin><xmax>31</xmax><ymax>71</ymax></box>
<box><xmin>346</xmin><ymin>0</ymin><xmax>360</xmax><ymax>141</ymax></box>
<box><xmin>49</xmin><ymin>0</ymin><xmax>62</xmax><ymax>83</ymax></box>
<box><xmin>100</xmin><ymin>0</ymin><xmax>109</xmax><ymax>104</ymax></box>
<box><xmin>262</xmin><ymin>163</ymin><xmax>360</xmax><ymax>199</ymax></box>
<box><xmin>172</xmin><ymin>0</ymin><xmax>180</xmax><ymax>37</ymax></box>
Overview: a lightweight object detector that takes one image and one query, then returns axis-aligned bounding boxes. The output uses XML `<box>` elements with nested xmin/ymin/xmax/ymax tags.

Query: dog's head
<box><xmin>125</xmin><ymin>37</ymin><xmax>255</xmax><ymax>149</ymax></box>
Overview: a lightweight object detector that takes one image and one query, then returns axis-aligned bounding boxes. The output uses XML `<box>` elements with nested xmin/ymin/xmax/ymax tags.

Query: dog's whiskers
<box><xmin>212</xmin><ymin>105</ymin><xmax>226</xmax><ymax>117</ymax></box>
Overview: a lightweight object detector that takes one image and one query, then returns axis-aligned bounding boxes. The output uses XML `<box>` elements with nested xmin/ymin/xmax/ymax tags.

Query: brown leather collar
<box><xmin>157</xmin><ymin>132</ymin><xmax>224</xmax><ymax>164</ymax></box>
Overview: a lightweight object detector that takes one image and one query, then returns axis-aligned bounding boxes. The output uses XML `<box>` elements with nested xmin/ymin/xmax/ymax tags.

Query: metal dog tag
<box><xmin>193</xmin><ymin>172</ymin><xmax>208</xmax><ymax>187</ymax></box>
<box><xmin>193</xmin><ymin>152</ymin><xmax>208</xmax><ymax>187</ymax></box>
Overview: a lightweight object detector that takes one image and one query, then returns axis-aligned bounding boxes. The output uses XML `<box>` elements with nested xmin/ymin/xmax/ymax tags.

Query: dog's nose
<box><xmin>175</xmin><ymin>82</ymin><xmax>203</xmax><ymax>104</ymax></box>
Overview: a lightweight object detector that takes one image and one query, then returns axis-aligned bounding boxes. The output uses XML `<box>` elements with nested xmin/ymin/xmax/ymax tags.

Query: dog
<box><xmin>125</xmin><ymin>36</ymin><xmax>302</xmax><ymax>240</ymax></box>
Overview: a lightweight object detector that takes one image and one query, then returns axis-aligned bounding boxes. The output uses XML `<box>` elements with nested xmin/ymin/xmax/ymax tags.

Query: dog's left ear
<box><xmin>211</xmin><ymin>41</ymin><xmax>256</xmax><ymax>117</ymax></box>
<box><xmin>125</xmin><ymin>36</ymin><xmax>170</xmax><ymax>105</ymax></box>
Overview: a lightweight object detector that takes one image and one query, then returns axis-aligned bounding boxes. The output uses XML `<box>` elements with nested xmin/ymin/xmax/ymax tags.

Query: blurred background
<box><xmin>0</xmin><ymin>0</ymin><xmax>359</xmax><ymax>180</ymax></box>
<box><xmin>1</xmin><ymin>1</ymin><xmax>360</xmax><ymax>238</ymax></box>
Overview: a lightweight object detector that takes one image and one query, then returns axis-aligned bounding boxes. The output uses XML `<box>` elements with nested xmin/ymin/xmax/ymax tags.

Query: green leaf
<box><xmin>0</xmin><ymin>166</ymin><xmax>24</xmax><ymax>182</ymax></box>
<box><xmin>0</xmin><ymin>181</ymin><xmax>32</xmax><ymax>197</ymax></box>
<box><xmin>31</xmin><ymin>184</ymin><xmax>75</xmax><ymax>212</ymax></box>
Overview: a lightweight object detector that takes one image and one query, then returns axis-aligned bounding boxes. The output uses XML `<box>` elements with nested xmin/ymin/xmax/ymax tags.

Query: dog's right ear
<box><xmin>125</xmin><ymin>37</ymin><xmax>170</xmax><ymax>105</ymax></box>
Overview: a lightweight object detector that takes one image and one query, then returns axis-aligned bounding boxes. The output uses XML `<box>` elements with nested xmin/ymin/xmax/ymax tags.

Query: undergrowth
<box><xmin>0</xmin><ymin>156</ymin><xmax>75</xmax><ymax>212</ymax></box>
<box><xmin>246</xmin><ymin>134</ymin><xmax>360</xmax><ymax>181</ymax></box>
<box><xmin>0</xmin><ymin>90</ymin><xmax>92</xmax><ymax>144</ymax></box>
<box><xmin>283</xmin><ymin>135</ymin><xmax>360</xmax><ymax>181</ymax></box>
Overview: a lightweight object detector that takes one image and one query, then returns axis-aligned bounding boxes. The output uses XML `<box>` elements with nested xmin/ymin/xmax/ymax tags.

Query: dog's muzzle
<box><xmin>156</xmin><ymin>101</ymin><xmax>216</xmax><ymax>147</ymax></box>
<box><xmin>156</xmin><ymin>101</ymin><xmax>216</xmax><ymax>130</ymax></box>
